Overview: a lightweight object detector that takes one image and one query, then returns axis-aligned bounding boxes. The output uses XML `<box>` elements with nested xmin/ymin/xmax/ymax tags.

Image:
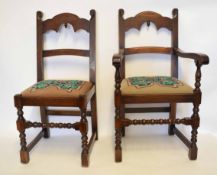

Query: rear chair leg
<box><xmin>189</xmin><ymin>102</ymin><xmax>200</xmax><ymax>160</ymax></box>
<box><xmin>90</xmin><ymin>94</ymin><xmax>98</xmax><ymax>140</ymax></box>
<box><xmin>168</xmin><ymin>103</ymin><xmax>176</xmax><ymax>135</ymax></box>
<box><xmin>40</xmin><ymin>107</ymin><xmax>50</xmax><ymax>138</ymax></box>
<box><xmin>16</xmin><ymin>107</ymin><xmax>29</xmax><ymax>163</ymax></box>
<box><xmin>168</xmin><ymin>125</ymin><xmax>175</xmax><ymax>135</ymax></box>
<box><xmin>80</xmin><ymin>107</ymin><xmax>89</xmax><ymax>167</ymax></box>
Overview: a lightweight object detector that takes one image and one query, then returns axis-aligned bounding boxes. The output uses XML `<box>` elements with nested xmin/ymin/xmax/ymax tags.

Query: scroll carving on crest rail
<box><xmin>123</xmin><ymin>11</ymin><xmax>172</xmax><ymax>32</ymax></box>
<box><xmin>43</xmin><ymin>13</ymin><xmax>90</xmax><ymax>33</ymax></box>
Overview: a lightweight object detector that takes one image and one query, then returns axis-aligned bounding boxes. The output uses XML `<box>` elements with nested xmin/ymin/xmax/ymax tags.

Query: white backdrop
<box><xmin>0</xmin><ymin>0</ymin><xmax>216</xmax><ymax>141</ymax></box>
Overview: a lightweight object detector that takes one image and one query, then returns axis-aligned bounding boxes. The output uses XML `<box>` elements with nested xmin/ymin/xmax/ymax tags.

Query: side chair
<box><xmin>14</xmin><ymin>10</ymin><xmax>98</xmax><ymax>167</ymax></box>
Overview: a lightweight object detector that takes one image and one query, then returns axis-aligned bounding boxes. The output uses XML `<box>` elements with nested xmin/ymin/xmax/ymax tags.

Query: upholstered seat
<box><xmin>22</xmin><ymin>80</ymin><xmax>93</xmax><ymax>98</ymax></box>
<box><xmin>121</xmin><ymin>76</ymin><xmax>193</xmax><ymax>95</ymax></box>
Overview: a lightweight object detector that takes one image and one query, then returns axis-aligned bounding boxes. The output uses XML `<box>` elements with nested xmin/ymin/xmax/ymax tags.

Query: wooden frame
<box><xmin>14</xmin><ymin>10</ymin><xmax>97</xmax><ymax>167</ymax></box>
<box><xmin>113</xmin><ymin>9</ymin><xmax>209</xmax><ymax>162</ymax></box>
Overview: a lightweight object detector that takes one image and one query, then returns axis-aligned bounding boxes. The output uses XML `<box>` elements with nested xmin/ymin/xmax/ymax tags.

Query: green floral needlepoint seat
<box><xmin>121</xmin><ymin>76</ymin><xmax>193</xmax><ymax>95</ymax></box>
<box><xmin>21</xmin><ymin>80</ymin><xmax>93</xmax><ymax>98</ymax></box>
<box><xmin>31</xmin><ymin>80</ymin><xmax>83</xmax><ymax>92</ymax></box>
<box><xmin>127</xmin><ymin>76</ymin><xmax>183</xmax><ymax>88</ymax></box>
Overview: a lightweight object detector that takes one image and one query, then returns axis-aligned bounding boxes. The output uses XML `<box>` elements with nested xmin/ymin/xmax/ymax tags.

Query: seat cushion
<box><xmin>121</xmin><ymin>76</ymin><xmax>193</xmax><ymax>95</ymax></box>
<box><xmin>22</xmin><ymin>80</ymin><xmax>93</xmax><ymax>98</ymax></box>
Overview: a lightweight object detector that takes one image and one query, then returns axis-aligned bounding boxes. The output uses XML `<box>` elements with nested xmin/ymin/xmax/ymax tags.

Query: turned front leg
<box><xmin>16</xmin><ymin>107</ymin><xmax>29</xmax><ymax>163</ymax></box>
<box><xmin>189</xmin><ymin>102</ymin><xmax>200</xmax><ymax>160</ymax></box>
<box><xmin>115</xmin><ymin>108</ymin><xmax>122</xmax><ymax>162</ymax></box>
<box><xmin>189</xmin><ymin>62</ymin><xmax>202</xmax><ymax>160</ymax></box>
<box><xmin>113</xmin><ymin>56</ymin><xmax>122</xmax><ymax>162</ymax></box>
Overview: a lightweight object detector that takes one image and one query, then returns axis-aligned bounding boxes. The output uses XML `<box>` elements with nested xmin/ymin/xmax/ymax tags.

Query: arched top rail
<box><xmin>121</xmin><ymin>10</ymin><xmax>173</xmax><ymax>32</ymax></box>
<box><xmin>41</xmin><ymin>13</ymin><xmax>90</xmax><ymax>33</ymax></box>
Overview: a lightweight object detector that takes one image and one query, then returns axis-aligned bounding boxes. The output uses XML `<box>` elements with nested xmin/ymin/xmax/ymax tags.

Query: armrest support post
<box><xmin>112</xmin><ymin>52</ymin><xmax>124</xmax><ymax>109</ymax></box>
<box><xmin>114</xmin><ymin>64</ymin><xmax>121</xmax><ymax>95</ymax></box>
<box><xmin>173</xmin><ymin>47</ymin><xmax>209</xmax><ymax>95</ymax></box>
<box><xmin>194</xmin><ymin>63</ymin><xmax>202</xmax><ymax>94</ymax></box>
<box><xmin>112</xmin><ymin>51</ymin><xmax>124</xmax><ymax>94</ymax></box>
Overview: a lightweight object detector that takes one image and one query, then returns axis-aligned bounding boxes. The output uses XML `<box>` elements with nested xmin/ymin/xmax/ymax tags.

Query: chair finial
<box><xmin>119</xmin><ymin>9</ymin><xmax>124</xmax><ymax>16</ymax></box>
<box><xmin>90</xmin><ymin>9</ymin><xmax>96</xmax><ymax>18</ymax></box>
<box><xmin>172</xmin><ymin>8</ymin><xmax>178</xmax><ymax>17</ymax></box>
<box><xmin>37</xmin><ymin>11</ymin><xmax>43</xmax><ymax>19</ymax></box>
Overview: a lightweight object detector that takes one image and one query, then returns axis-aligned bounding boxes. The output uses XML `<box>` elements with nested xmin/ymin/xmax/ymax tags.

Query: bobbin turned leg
<box><xmin>115</xmin><ymin>128</ymin><xmax>122</xmax><ymax>162</ymax></box>
<box><xmin>115</xmin><ymin>108</ymin><xmax>122</xmax><ymax>162</ymax></box>
<box><xmin>189</xmin><ymin>62</ymin><xmax>203</xmax><ymax>160</ymax></box>
<box><xmin>189</xmin><ymin>102</ymin><xmax>200</xmax><ymax>160</ymax></box>
<box><xmin>113</xmin><ymin>52</ymin><xmax>122</xmax><ymax>162</ymax></box>
<box><xmin>80</xmin><ymin>107</ymin><xmax>89</xmax><ymax>167</ymax></box>
<box><xmin>16</xmin><ymin>107</ymin><xmax>29</xmax><ymax>163</ymax></box>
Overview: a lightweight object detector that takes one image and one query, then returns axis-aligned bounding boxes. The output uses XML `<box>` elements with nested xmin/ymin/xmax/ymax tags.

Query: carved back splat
<box><xmin>119</xmin><ymin>9</ymin><xmax>179</xmax><ymax>79</ymax></box>
<box><xmin>36</xmin><ymin>10</ymin><xmax>96</xmax><ymax>83</ymax></box>
<box><xmin>42</xmin><ymin>13</ymin><xmax>90</xmax><ymax>33</ymax></box>
<box><xmin>124</xmin><ymin>11</ymin><xmax>172</xmax><ymax>32</ymax></box>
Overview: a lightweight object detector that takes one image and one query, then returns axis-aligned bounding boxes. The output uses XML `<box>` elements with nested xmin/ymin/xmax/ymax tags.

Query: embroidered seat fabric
<box><xmin>31</xmin><ymin>80</ymin><xmax>83</xmax><ymax>91</ymax></box>
<box><xmin>121</xmin><ymin>76</ymin><xmax>193</xmax><ymax>95</ymax></box>
<box><xmin>22</xmin><ymin>80</ymin><xmax>93</xmax><ymax>98</ymax></box>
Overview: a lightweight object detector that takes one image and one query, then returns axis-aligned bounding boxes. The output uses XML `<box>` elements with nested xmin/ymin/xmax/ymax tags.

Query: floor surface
<box><xmin>1</xmin><ymin>132</ymin><xmax>217</xmax><ymax>175</ymax></box>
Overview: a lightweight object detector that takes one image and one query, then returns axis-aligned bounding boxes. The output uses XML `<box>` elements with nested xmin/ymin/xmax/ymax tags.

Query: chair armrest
<box><xmin>112</xmin><ymin>49</ymin><xmax>124</xmax><ymax>67</ymax></box>
<box><xmin>174</xmin><ymin>48</ymin><xmax>209</xmax><ymax>66</ymax></box>
<box><xmin>174</xmin><ymin>48</ymin><xmax>209</xmax><ymax>95</ymax></box>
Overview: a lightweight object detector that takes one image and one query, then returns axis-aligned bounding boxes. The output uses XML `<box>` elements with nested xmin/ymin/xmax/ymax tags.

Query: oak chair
<box><xmin>113</xmin><ymin>9</ymin><xmax>209</xmax><ymax>162</ymax></box>
<box><xmin>14</xmin><ymin>10</ymin><xmax>97</xmax><ymax>167</ymax></box>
